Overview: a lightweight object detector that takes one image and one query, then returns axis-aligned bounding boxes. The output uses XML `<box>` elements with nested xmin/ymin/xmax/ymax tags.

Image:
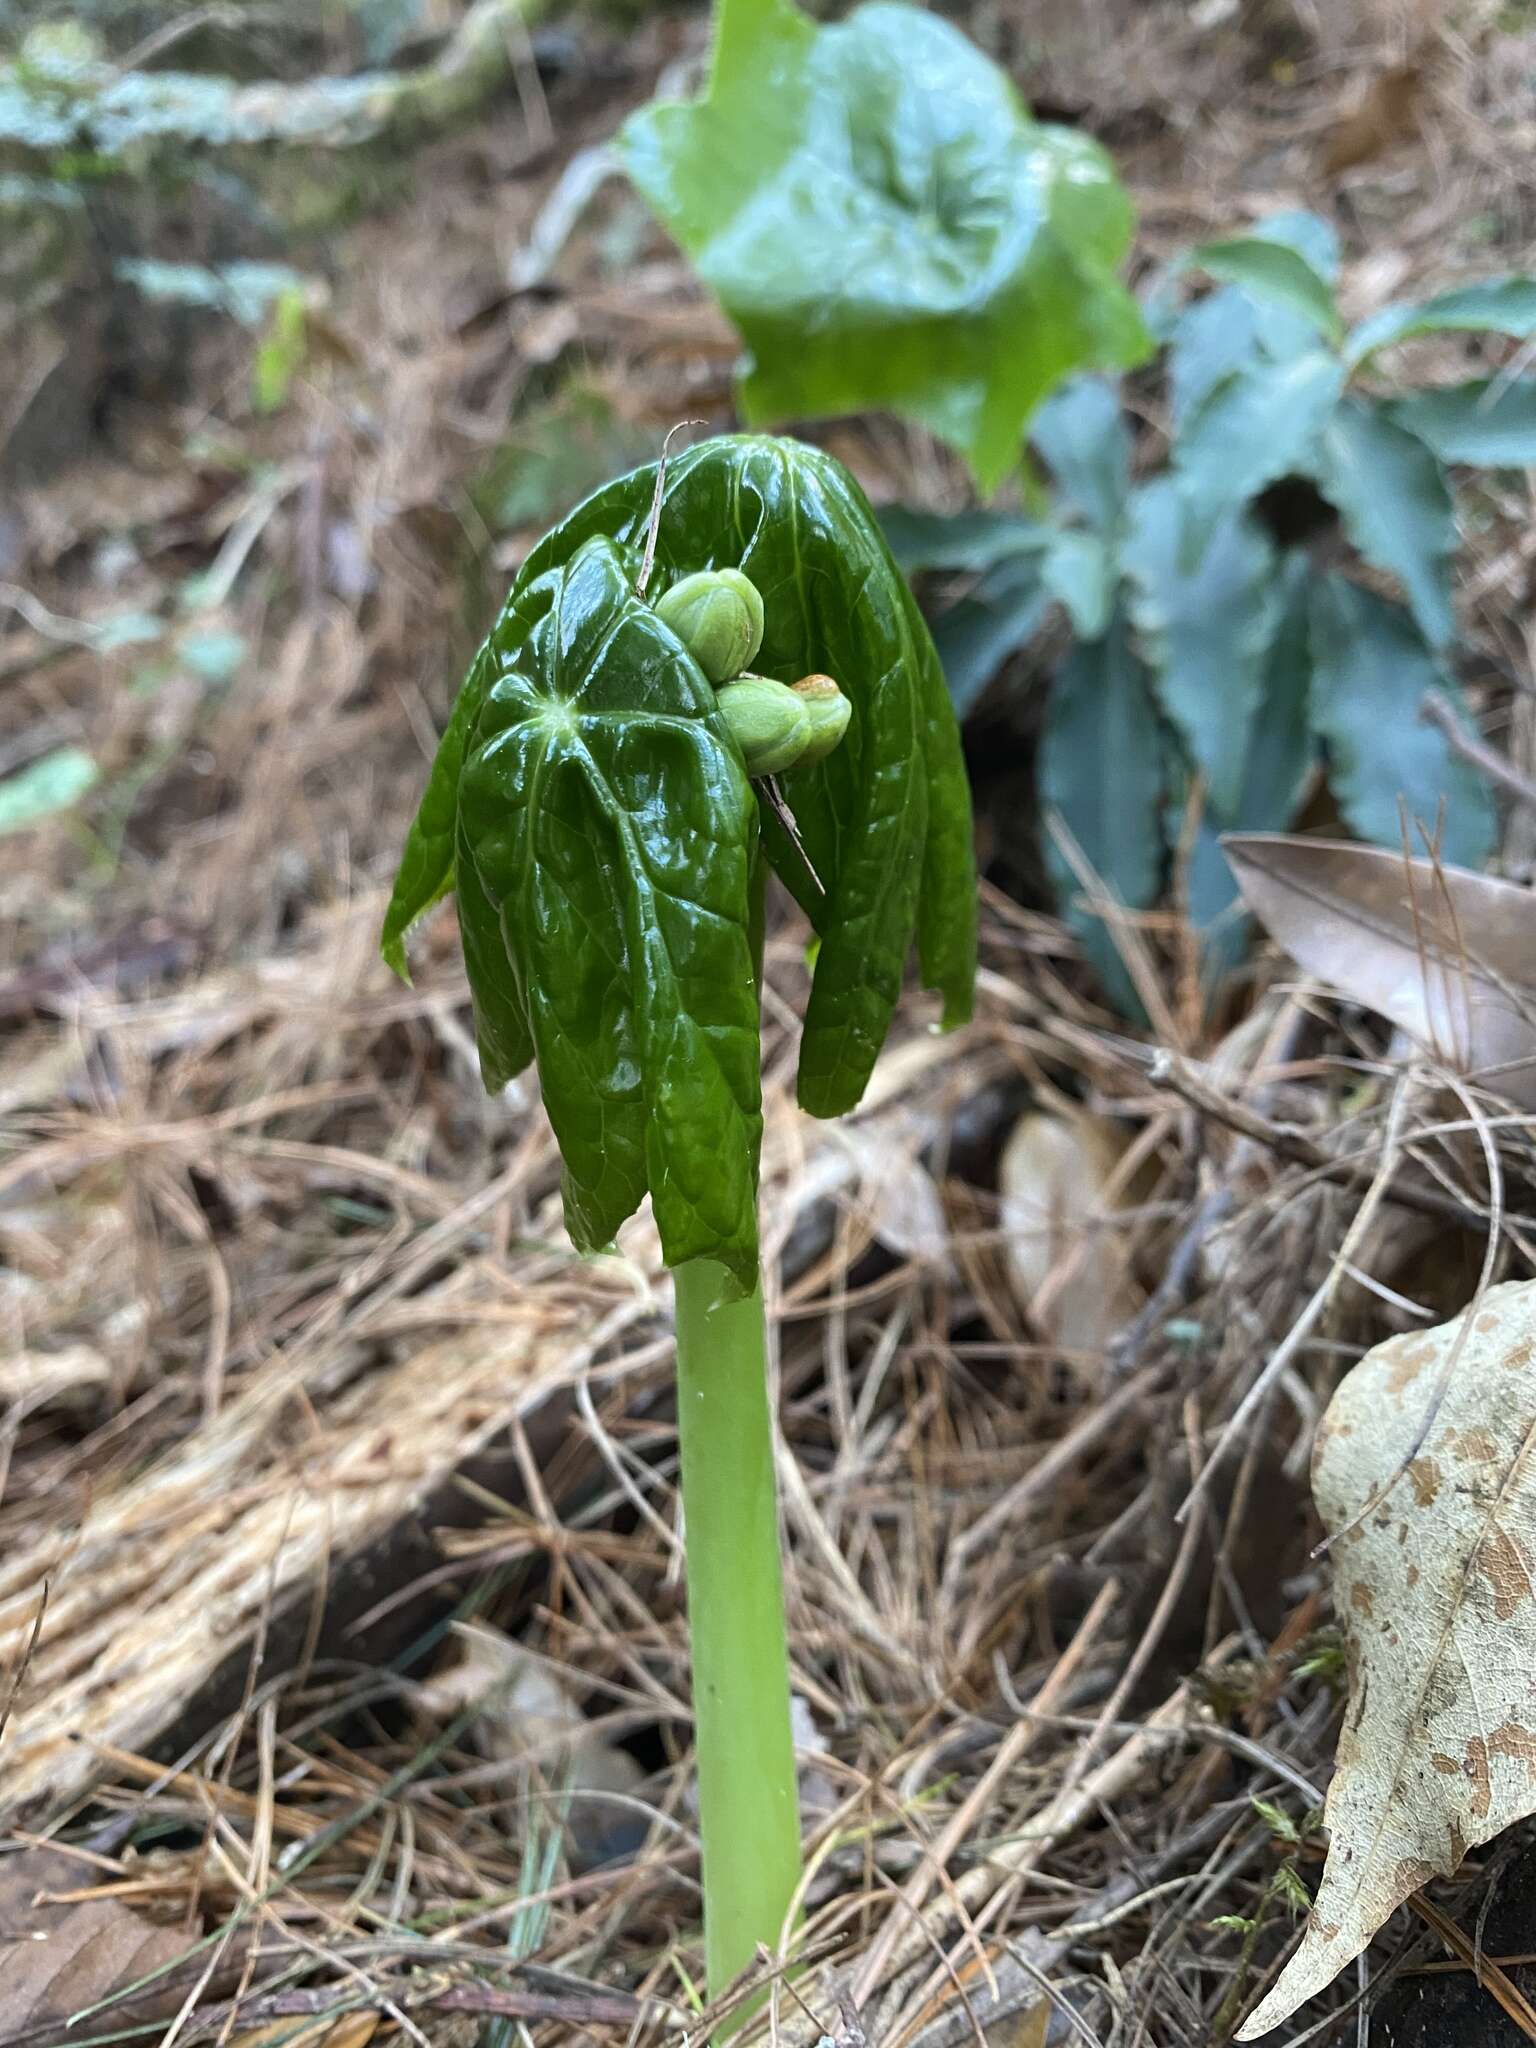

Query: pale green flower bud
<box><xmin>715</xmin><ymin>676</ymin><xmax>811</xmax><ymax>777</ymax></box>
<box><xmin>790</xmin><ymin>674</ymin><xmax>852</xmax><ymax>765</ymax></box>
<box><xmin>655</xmin><ymin>569</ymin><xmax>764</xmax><ymax>684</ymax></box>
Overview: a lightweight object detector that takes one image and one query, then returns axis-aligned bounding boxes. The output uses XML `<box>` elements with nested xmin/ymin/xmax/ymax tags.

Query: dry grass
<box><xmin>6</xmin><ymin>2</ymin><xmax>1536</xmax><ymax>2042</ymax></box>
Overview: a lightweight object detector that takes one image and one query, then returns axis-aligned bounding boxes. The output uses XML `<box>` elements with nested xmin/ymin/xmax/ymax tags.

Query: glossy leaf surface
<box><xmin>382</xmin><ymin>435</ymin><xmax>977</xmax><ymax>1284</ymax></box>
<box><xmin>618</xmin><ymin>0</ymin><xmax>1148</xmax><ymax>492</ymax></box>
<box><xmin>458</xmin><ymin>538</ymin><xmax>763</xmax><ymax>1290</ymax></box>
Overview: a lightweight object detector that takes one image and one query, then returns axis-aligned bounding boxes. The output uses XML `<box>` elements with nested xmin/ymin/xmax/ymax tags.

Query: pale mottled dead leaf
<box><xmin>1239</xmin><ymin>1278</ymin><xmax>1536</xmax><ymax>2037</ymax></box>
<box><xmin>833</xmin><ymin>1124</ymin><xmax>950</xmax><ymax>1266</ymax></box>
<box><xmin>0</xmin><ymin>1847</ymin><xmax>202</xmax><ymax>2041</ymax></box>
<box><xmin>1225</xmin><ymin>834</ymin><xmax>1536</xmax><ymax>1105</ymax></box>
<box><xmin>999</xmin><ymin>1110</ymin><xmax>1142</xmax><ymax>1358</ymax></box>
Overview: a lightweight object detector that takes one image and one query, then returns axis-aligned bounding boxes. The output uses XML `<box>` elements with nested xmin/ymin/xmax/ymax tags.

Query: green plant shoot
<box><xmin>381</xmin><ymin>433</ymin><xmax>976</xmax><ymax>1997</ymax></box>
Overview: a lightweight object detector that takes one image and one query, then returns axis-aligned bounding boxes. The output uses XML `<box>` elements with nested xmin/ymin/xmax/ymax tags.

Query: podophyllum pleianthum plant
<box><xmin>381</xmin><ymin>434</ymin><xmax>976</xmax><ymax>2000</ymax></box>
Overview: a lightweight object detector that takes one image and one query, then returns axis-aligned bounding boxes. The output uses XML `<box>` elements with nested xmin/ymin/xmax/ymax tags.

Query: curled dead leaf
<box><xmin>1239</xmin><ymin>1278</ymin><xmax>1536</xmax><ymax>2036</ymax></box>
<box><xmin>1224</xmin><ymin>834</ymin><xmax>1536</xmax><ymax>1105</ymax></box>
<box><xmin>1000</xmin><ymin>1111</ymin><xmax>1142</xmax><ymax>1359</ymax></box>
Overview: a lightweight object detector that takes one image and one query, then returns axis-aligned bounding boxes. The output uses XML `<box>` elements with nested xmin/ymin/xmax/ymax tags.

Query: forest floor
<box><xmin>5</xmin><ymin>1</ymin><xmax>1536</xmax><ymax>2043</ymax></box>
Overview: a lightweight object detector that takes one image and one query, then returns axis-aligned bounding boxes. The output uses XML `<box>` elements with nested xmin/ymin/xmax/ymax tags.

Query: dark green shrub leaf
<box><xmin>878</xmin><ymin>506</ymin><xmax>1049</xmax><ymax>576</ymax></box>
<box><xmin>932</xmin><ymin>555</ymin><xmax>1050</xmax><ymax>717</ymax></box>
<box><xmin>1121</xmin><ymin>478</ymin><xmax>1280</xmax><ymax>818</ymax></box>
<box><xmin>1188</xmin><ymin>232</ymin><xmax>1342</xmax><ymax>346</ymax></box>
<box><xmin>1041</xmin><ymin>529</ymin><xmax>1114</xmax><ymax>640</ymax></box>
<box><xmin>1166</xmin><ymin>285</ymin><xmax>1319</xmax><ymax>429</ymax></box>
<box><xmin>1175</xmin><ymin>350</ymin><xmax>1345</xmax><ymax>556</ymax></box>
<box><xmin>1308</xmin><ymin>576</ymin><xmax>1494</xmax><ymax>868</ymax></box>
<box><xmin>1243</xmin><ymin>209</ymin><xmax>1341</xmax><ymax>281</ymax></box>
<box><xmin>1041</xmin><ymin>609</ymin><xmax>1164</xmax><ymax>1011</ymax></box>
<box><xmin>1309</xmin><ymin>398</ymin><xmax>1455</xmax><ymax>650</ymax></box>
<box><xmin>1385</xmin><ymin>379</ymin><xmax>1536</xmax><ymax>468</ymax></box>
<box><xmin>0</xmin><ymin>746</ymin><xmax>98</xmax><ymax>835</ymax></box>
<box><xmin>1347</xmin><ymin>276</ymin><xmax>1536</xmax><ymax>368</ymax></box>
<box><xmin>618</xmin><ymin>0</ymin><xmax>1149</xmax><ymax>492</ymax></box>
<box><xmin>1030</xmin><ymin>375</ymin><xmax>1130</xmax><ymax>533</ymax></box>
<box><xmin>1174</xmin><ymin>554</ymin><xmax>1317</xmax><ymax>977</ymax></box>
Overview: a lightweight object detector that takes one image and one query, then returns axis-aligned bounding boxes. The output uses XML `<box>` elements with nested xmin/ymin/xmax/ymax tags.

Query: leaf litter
<box><xmin>7</xmin><ymin>2</ymin><xmax>1536</xmax><ymax>2045</ymax></box>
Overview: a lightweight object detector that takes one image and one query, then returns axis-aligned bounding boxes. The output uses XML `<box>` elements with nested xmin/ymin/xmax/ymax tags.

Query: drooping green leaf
<box><xmin>618</xmin><ymin>0</ymin><xmax>1149</xmax><ymax>492</ymax></box>
<box><xmin>878</xmin><ymin>505</ymin><xmax>1049</xmax><ymax>576</ymax></box>
<box><xmin>1041</xmin><ymin>528</ymin><xmax>1114</xmax><ymax>640</ymax></box>
<box><xmin>1174</xmin><ymin>349</ymin><xmax>1345</xmax><ymax>555</ymax></box>
<box><xmin>380</xmin><ymin>642</ymin><xmax>496</xmax><ymax>979</ymax></box>
<box><xmin>1188</xmin><ymin>232</ymin><xmax>1343</xmax><ymax>346</ymax></box>
<box><xmin>1121</xmin><ymin>478</ymin><xmax>1280</xmax><ymax>817</ymax></box>
<box><xmin>1309</xmin><ymin>398</ymin><xmax>1456</xmax><ymax>650</ymax></box>
<box><xmin>1030</xmin><ymin>375</ymin><xmax>1131</xmax><ymax>533</ymax></box>
<box><xmin>1308</xmin><ymin>576</ymin><xmax>1494</xmax><ymax>868</ymax></box>
<box><xmin>1041</xmin><ymin>609</ymin><xmax>1164</xmax><ymax>1012</ymax></box>
<box><xmin>457</xmin><ymin>537</ymin><xmax>764</xmax><ymax>1291</ymax></box>
<box><xmin>932</xmin><ymin>554</ymin><xmax>1050</xmax><ymax>717</ymax></box>
<box><xmin>1384</xmin><ymin>379</ymin><xmax>1536</xmax><ymax>468</ymax></box>
<box><xmin>386</xmin><ymin>435</ymin><xmax>977</xmax><ymax>1149</ymax></box>
<box><xmin>1346</xmin><ymin>276</ymin><xmax>1536</xmax><ymax>369</ymax></box>
<box><xmin>0</xmin><ymin>746</ymin><xmax>98</xmax><ymax>835</ymax></box>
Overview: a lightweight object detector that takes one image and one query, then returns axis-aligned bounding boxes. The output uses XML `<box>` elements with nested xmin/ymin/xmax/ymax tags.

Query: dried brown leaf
<box><xmin>0</xmin><ymin>1847</ymin><xmax>201</xmax><ymax>2040</ymax></box>
<box><xmin>1322</xmin><ymin>62</ymin><xmax>1426</xmax><ymax>177</ymax></box>
<box><xmin>1224</xmin><ymin>834</ymin><xmax>1536</xmax><ymax>1104</ymax></box>
<box><xmin>1239</xmin><ymin>1279</ymin><xmax>1536</xmax><ymax>2036</ymax></box>
<box><xmin>999</xmin><ymin>1111</ymin><xmax>1142</xmax><ymax>1357</ymax></box>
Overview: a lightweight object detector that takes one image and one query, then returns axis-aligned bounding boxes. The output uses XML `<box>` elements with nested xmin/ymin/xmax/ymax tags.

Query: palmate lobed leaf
<box><xmin>382</xmin><ymin>434</ymin><xmax>976</xmax><ymax>1288</ymax></box>
<box><xmin>618</xmin><ymin>0</ymin><xmax>1149</xmax><ymax>493</ymax></box>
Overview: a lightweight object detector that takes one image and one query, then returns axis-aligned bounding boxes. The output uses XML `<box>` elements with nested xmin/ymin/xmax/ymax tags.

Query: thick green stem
<box><xmin>673</xmin><ymin>1256</ymin><xmax>801</xmax><ymax>2003</ymax></box>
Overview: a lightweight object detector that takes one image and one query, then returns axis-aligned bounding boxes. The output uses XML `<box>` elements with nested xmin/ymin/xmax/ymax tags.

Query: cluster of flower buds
<box><xmin>654</xmin><ymin>569</ymin><xmax>851</xmax><ymax>778</ymax></box>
